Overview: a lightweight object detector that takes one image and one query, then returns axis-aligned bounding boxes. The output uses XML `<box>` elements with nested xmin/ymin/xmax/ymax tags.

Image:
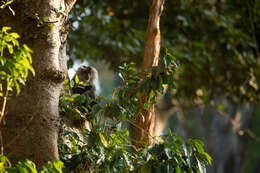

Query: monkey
<box><xmin>72</xmin><ymin>65</ymin><xmax>98</xmax><ymax>99</ymax></box>
<box><xmin>69</xmin><ymin>65</ymin><xmax>99</xmax><ymax>129</ymax></box>
<box><xmin>58</xmin><ymin>66</ymin><xmax>99</xmax><ymax>151</ymax></box>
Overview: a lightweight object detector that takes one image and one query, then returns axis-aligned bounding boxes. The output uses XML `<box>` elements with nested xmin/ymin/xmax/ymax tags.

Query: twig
<box><xmin>0</xmin><ymin>96</ymin><xmax>7</xmax><ymax>155</ymax></box>
<box><xmin>0</xmin><ymin>96</ymin><xmax>7</xmax><ymax>123</ymax></box>
<box><xmin>213</xmin><ymin>104</ymin><xmax>260</xmax><ymax>142</ymax></box>
<box><xmin>102</xmin><ymin>116</ymin><xmax>107</xmax><ymax>133</ymax></box>
<box><xmin>244</xmin><ymin>128</ymin><xmax>260</xmax><ymax>142</ymax></box>
<box><xmin>125</xmin><ymin>119</ymin><xmax>160</xmax><ymax>144</ymax></box>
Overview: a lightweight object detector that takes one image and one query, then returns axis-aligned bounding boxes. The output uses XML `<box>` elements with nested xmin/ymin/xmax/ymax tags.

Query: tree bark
<box><xmin>0</xmin><ymin>0</ymin><xmax>76</xmax><ymax>166</ymax></box>
<box><xmin>135</xmin><ymin>0</ymin><xmax>165</xmax><ymax>148</ymax></box>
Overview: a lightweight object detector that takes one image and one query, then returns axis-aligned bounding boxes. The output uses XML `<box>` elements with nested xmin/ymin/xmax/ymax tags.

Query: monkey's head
<box><xmin>75</xmin><ymin>65</ymin><xmax>98</xmax><ymax>86</ymax></box>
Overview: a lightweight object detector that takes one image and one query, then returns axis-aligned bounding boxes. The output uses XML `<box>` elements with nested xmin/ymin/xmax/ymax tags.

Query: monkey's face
<box><xmin>76</xmin><ymin>66</ymin><xmax>98</xmax><ymax>85</ymax></box>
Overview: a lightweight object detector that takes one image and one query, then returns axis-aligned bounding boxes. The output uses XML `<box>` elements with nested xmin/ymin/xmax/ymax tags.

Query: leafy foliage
<box><xmin>58</xmin><ymin>51</ymin><xmax>212</xmax><ymax>172</ymax></box>
<box><xmin>0</xmin><ymin>49</ymin><xmax>212</xmax><ymax>172</ymax></box>
<box><xmin>163</xmin><ymin>0</ymin><xmax>260</xmax><ymax>103</ymax></box>
<box><xmin>0</xmin><ymin>26</ymin><xmax>34</xmax><ymax>96</ymax></box>
<box><xmin>0</xmin><ymin>2</ymin><xmax>216</xmax><ymax>172</ymax></box>
<box><xmin>59</xmin><ymin>128</ymin><xmax>211</xmax><ymax>173</ymax></box>
<box><xmin>67</xmin><ymin>0</ymin><xmax>147</xmax><ymax>69</ymax></box>
<box><xmin>0</xmin><ymin>155</ymin><xmax>64</xmax><ymax>173</ymax></box>
<box><xmin>68</xmin><ymin>0</ymin><xmax>260</xmax><ymax>103</ymax></box>
<box><xmin>0</xmin><ymin>0</ymin><xmax>15</xmax><ymax>15</ymax></box>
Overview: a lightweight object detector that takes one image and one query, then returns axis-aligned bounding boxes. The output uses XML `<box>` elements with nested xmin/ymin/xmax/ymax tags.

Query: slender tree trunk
<box><xmin>0</xmin><ymin>0</ymin><xmax>76</xmax><ymax>166</ymax></box>
<box><xmin>135</xmin><ymin>0</ymin><xmax>165</xmax><ymax>148</ymax></box>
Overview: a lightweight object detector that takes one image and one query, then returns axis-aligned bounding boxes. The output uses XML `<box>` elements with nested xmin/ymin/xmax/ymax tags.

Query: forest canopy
<box><xmin>68</xmin><ymin>0</ymin><xmax>260</xmax><ymax>103</ymax></box>
<box><xmin>0</xmin><ymin>0</ymin><xmax>260</xmax><ymax>172</ymax></box>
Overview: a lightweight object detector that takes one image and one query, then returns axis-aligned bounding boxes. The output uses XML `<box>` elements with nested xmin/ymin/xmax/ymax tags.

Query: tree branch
<box><xmin>135</xmin><ymin>0</ymin><xmax>165</xmax><ymax>148</ymax></box>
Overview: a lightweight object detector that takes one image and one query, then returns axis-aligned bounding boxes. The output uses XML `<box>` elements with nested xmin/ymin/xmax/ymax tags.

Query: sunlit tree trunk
<box><xmin>135</xmin><ymin>0</ymin><xmax>165</xmax><ymax>148</ymax></box>
<box><xmin>0</xmin><ymin>0</ymin><xmax>76</xmax><ymax>166</ymax></box>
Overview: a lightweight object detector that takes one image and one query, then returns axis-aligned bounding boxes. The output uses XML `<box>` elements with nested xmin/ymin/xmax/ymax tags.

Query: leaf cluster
<box><xmin>0</xmin><ymin>0</ymin><xmax>15</xmax><ymax>15</ymax></box>
<box><xmin>67</xmin><ymin>0</ymin><xmax>147</xmax><ymax>69</ymax></box>
<box><xmin>162</xmin><ymin>0</ymin><xmax>260</xmax><ymax>103</ymax></box>
<box><xmin>68</xmin><ymin>0</ymin><xmax>260</xmax><ymax>103</ymax></box>
<box><xmin>58</xmin><ymin>51</ymin><xmax>212</xmax><ymax>172</ymax></box>
<box><xmin>0</xmin><ymin>26</ymin><xmax>34</xmax><ymax>96</ymax></box>
<box><xmin>59</xmin><ymin>128</ymin><xmax>212</xmax><ymax>173</ymax></box>
<box><xmin>0</xmin><ymin>155</ymin><xmax>63</xmax><ymax>173</ymax></box>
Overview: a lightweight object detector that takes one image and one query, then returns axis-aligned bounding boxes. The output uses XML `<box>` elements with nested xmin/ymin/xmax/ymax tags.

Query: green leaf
<box><xmin>0</xmin><ymin>57</ymin><xmax>6</xmax><ymax>65</ymax></box>
<box><xmin>23</xmin><ymin>160</ymin><xmax>37</xmax><ymax>173</ymax></box>
<box><xmin>0</xmin><ymin>155</ymin><xmax>11</xmax><ymax>167</ymax></box>
<box><xmin>2</xmin><ymin>27</ymin><xmax>11</xmax><ymax>32</ymax></box>
<box><xmin>99</xmin><ymin>133</ymin><xmax>108</xmax><ymax>148</ymax></box>
<box><xmin>7</xmin><ymin>44</ymin><xmax>13</xmax><ymax>54</ymax></box>
<box><xmin>175</xmin><ymin>165</ymin><xmax>180</xmax><ymax>173</ymax></box>
<box><xmin>143</xmin><ymin>102</ymin><xmax>150</xmax><ymax>111</ymax></box>
<box><xmin>23</xmin><ymin>44</ymin><xmax>33</xmax><ymax>53</ymax></box>
<box><xmin>15</xmin><ymin>81</ymin><xmax>20</xmax><ymax>95</ymax></box>
<box><xmin>75</xmin><ymin>75</ymin><xmax>79</xmax><ymax>84</ymax></box>
<box><xmin>63</xmin><ymin>79</ymin><xmax>69</xmax><ymax>85</ymax></box>
<box><xmin>204</xmin><ymin>152</ymin><xmax>212</xmax><ymax>165</ymax></box>
<box><xmin>16</xmin><ymin>162</ymin><xmax>30</xmax><ymax>173</ymax></box>
<box><xmin>0</xmin><ymin>162</ymin><xmax>5</xmax><ymax>170</ymax></box>
<box><xmin>53</xmin><ymin>160</ymin><xmax>64</xmax><ymax>173</ymax></box>
<box><xmin>192</xmin><ymin>139</ymin><xmax>204</xmax><ymax>154</ymax></box>
<box><xmin>5</xmin><ymin>0</ymin><xmax>14</xmax><ymax>6</ymax></box>
<box><xmin>9</xmin><ymin>32</ymin><xmax>19</xmax><ymax>39</ymax></box>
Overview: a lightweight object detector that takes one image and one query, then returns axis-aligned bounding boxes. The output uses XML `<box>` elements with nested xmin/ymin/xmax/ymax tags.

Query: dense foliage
<box><xmin>0</xmin><ymin>25</ymin><xmax>212</xmax><ymax>172</ymax></box>
<box><xmin>59</xmin><ymin>129</ymin><xmax>211</xmax><ymax>173</ymax></box>
<box><xmin>164</xmin><ymin>0</ymin><xmax>260</xmax><ymax>103</ymax></box>
<box><xmin>2</xmin><ymin>0</ymin><xmax>259</xmax><ymax>172</ymax></box>
<box><xmin>0</xmin><ymin>26</ymin><xmax>34</xmax><ymax>97</ymax></box>
<box><xmin>68</xmin><ymin>0</ymin><xmax>260</xmax><ymax>103</ymax></box>
<box><xmin>0</xmin><ymin>155</ymin><xmax>64</xmax><ymax>173</ymax></box>
<box><xmin>59</xmin><ymin>51</ymin><xmax>212</xmax><ymax>172</ymax></box>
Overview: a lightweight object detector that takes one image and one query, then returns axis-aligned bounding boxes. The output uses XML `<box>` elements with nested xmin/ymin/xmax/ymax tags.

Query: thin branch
<box><xmin>213</xmin><ymin>104</ymin><xmax>260</xmax><ymax>142</ymax></box>
<box><xmin>0</xmin><ymin>96</ymin><xmax>7</xmax><ymax>155</ymax></box>
<box><xmin>0</xmin><ymin>96</ymin><xmax>7</xmax><ymax>123</ymax></box>
<box><xmin>126</xmin><ymin>119</ymin><xmax>160</xmax><ymax>144</ymax></box>
<box><xmin>102</xmin><ymin>116</ymin><xmax>107</xmax><ymax>133</ymax></box>
<box><xmin>244</xmin><ymin>128</ymin><xmax>260</xmax><ymax>142</ymax></box>
<box><xmin>135</xmin><ymin>0</ymin><xmax>165</xmax><ymax>147</ymax></box>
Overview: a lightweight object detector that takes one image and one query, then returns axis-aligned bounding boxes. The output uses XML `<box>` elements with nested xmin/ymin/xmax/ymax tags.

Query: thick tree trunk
<box><xmin>135</xmin><ymin>0</ymin><xmax>165</xmax><ymax>148</ymax></box>
<box><xmin>0</xmin><ymin>0</ymin><xmax>76</xmax><ymax>166</ymax></box>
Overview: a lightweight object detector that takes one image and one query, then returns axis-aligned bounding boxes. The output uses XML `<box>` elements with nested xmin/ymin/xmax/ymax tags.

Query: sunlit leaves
<box><xmin>58</xmin><ymin>56</ymin><xmax>211</xmax><ymax>172</ymax></box>
<box><xmin>59</xmin><ymin>127</ymin><xmax>211</xmax><ymax>173</ymax></box>
<box><xmin>0</xmin><ymin>155</ymin><xmax>64</xmax><ymax>173</ymax></box>
<box><xmin>0</xmin><ymin>27</ymin><xmax>34</xmax><ymax>96</ymax></box>
<box><xmin>0</xmin><ymin>155</ymin><xmax>11</xmax><ymax>172</ymax></box>
<box><xmin>0</xmin><ymin>0</ymin><xmax>15</xmax><ymax>15</ymax></box>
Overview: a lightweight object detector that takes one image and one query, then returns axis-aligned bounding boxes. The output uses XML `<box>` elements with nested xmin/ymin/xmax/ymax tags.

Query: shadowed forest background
<box><xmin>68</xmin><ymin>0</ymin><xmax>260</xmax><ymax>173</ymax></box>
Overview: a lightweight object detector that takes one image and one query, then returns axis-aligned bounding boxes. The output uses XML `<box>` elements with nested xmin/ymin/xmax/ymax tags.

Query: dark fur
<box><xmin>72</xmin><ymin>65</ymin><xmax>98</xmax><ymax>99</ymax></box>
<box><xmin>71</xmin><ymin>65</ymin><xmax>98</xmax><ymax>128</ymax></box>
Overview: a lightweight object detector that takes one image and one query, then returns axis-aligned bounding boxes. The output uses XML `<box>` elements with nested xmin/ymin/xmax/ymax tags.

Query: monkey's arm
<box><xmin>72</xmin><ymin>85</ymin><xmax>94</xmax><ymax>95</ymax></box>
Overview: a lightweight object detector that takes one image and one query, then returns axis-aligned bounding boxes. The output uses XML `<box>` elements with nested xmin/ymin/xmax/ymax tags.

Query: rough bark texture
<box><xmin>0</xmin><ymin>0</ymin><xmax>76</xmax><ymax>166</ymax></box>
<box><xmin>135</xmin><ymin>0</ymin><xmax>165</xmax><ymax>147</ymax></box>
